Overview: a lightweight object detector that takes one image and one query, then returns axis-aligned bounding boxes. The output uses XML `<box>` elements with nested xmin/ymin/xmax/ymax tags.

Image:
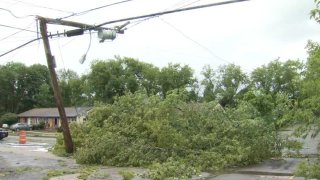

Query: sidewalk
<box><xmin>212</xmin><ymin>130</ymin><xmax>319</xmax><ymax>180</ymax></box>
<box><xmin>236</xmin><ymin>158</ymin><xmax>305</xmax><ymax>176</ymax></box>
<box><xmin>212</xmin><ymin>158</ymin><xmax>311</xmax><ymax>180</ymax></box>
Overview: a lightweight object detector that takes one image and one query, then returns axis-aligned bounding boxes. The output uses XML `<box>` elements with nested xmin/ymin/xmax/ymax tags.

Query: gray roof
<box><xmin>18</xmin><ymin>107</ymin><xmax>92</xmax><ymax>118</ymax></box>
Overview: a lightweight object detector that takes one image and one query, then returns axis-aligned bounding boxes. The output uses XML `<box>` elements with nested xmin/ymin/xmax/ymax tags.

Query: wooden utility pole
<box><xmin>36</xmin><ymin>16</ymin><xmax>125</xmax><ymax>153</ymax></box>
<box><xmin>38</xmin><ymin>17</ymin><xmax>74</xmax><ymax>153</ymax></box>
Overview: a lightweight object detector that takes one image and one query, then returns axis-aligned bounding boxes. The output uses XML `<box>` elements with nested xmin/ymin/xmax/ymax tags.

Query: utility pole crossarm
<box><xmin>37</xmin><ymin>16</ymin><xmax>105</xmax><ymax>30</ymax></box>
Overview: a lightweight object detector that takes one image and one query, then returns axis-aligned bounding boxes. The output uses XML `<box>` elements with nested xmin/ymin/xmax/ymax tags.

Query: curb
<box><xmin>236</xmin><ymin>170</ymin><xmax>293</xmax><ymax>176</ymax></box>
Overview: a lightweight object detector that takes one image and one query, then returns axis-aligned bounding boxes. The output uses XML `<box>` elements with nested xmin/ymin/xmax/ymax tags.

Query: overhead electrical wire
<box><xmin>58</xmin><ymin>0</ymin><xmax>135</xmax><ymax>20</ymax></box>
<box><xmin>0</xmin><ymin>7</ymin><xmax>35</xmax><ymax>18</ymax></box>
<box><xmin>177</xmin><ymin>0</ymin><xmax>203</xmax><ymax>9</ymax></box>
<box><xmin>160</xmin><ymin>17</ymin><xmax>231</xmax><ymax>64</ymax></box>
<box><xmin>94</xmin><ymin>0</ymin><xmax>249</xmax><ymax>28</ymax></box>
<box><xmin>0</xmin><ymin>31</ymin><xmax>66</xmax><ymax>58</ymax></box>
<box><xmin>0</xmin><ymin>0</ymin><xmax>248</xmax><ymax>58</ymax></box>
<box><xmin>0</xmin><ymin>23</ymin><xmax>37</xmax><ymax>33</ymax></box>
<box><xmin>0</xmin><ymin>37</ymin><xmax>41</xmax><ymax>58</ymax></box>
<box><xmin>0</xmin><ymin>21</ymin><xmax>36</xmax><ymax>41</ymax></box>
<box><xmin>127</xmin><ymin>0</ymin><xmax>202</xmax><ymax>29</ymax></box>
<box><xmin>0</xmin><ymin>30</ymin><xmax>96</xmax><ymax>58</ymax></box>
<box><xmin>10</xmin><ymin>0</ymin><xmax>74</xmax><ymax>14</ymax></box>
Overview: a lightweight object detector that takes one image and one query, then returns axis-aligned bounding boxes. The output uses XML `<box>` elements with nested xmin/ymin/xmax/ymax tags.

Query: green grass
<box><xmin>42</xmin><ymin>169</ymin><xmax>75</xmax><ymax>180</ymax></box>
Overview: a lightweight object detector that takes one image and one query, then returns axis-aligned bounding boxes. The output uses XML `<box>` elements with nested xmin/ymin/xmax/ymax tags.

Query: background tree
<box><xmin>88</xmin><ymin>57</ymin><xmax>160</xmax><ymax>103</ymax></box>
<box><xmin>58</xmin><ymin>69</ymin><xmax>89</xmax><ymax>106</ymax></box>
<box><xmin>0</xmin><ymin>62</ymin><xmax>53</xmax><ymax>114</ymax></box>
<box><xmin>251</xmin><ymin>59</ymin><xmax>303</xmax><ymax>100</ymax></box>
<box><xmin>158</xmin><ymin>63</ymin><xmax>195</xmax><ymax>98</ymax></box>
<box><xmin>0</xmin><ymin>113</ymin><xmax>17</xmax><ymax>126</ymax></box>
<box><xmin>297</xmin><ymin>41</ymin><xmax>320</xmax><ymax>128</ymax></box>
<box><xmin>34</xmin><ymin>83</ymin><xmax>55</xmax><ymax>107</ymax></box>
<box><xmin>22</xmin><ymin>64</ymin><xmax>51</xmax><ymax>110</ymax></box>
<box><xmin>201</xmin><ymin>65</ymin><xmax>216</xmax><ymax>102</ymax></box>
<box><xmin>311</xmin><ymin>0</ymin><xmax>320</xmax><ymax>23</ymax></box>
<box><xmin>0</xmin><ymin>62</ymin><xmax>28</xmax><ymax>113</ymax></box>
<box><xmin>214</xmin><ymin>64</ymin><xmax>249</xmax><ymax>107</ymax></box>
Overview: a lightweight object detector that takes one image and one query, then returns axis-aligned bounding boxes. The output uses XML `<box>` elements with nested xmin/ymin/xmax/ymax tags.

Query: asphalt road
<box><xmin>0</xmin><ymin>135</ymin><xmax>72</xmax><ymax>180</ymax></box>
<box><xmin>1</xmin><ymin>135</ymin><xmax>56</xmax><ymax>147</ymax></box>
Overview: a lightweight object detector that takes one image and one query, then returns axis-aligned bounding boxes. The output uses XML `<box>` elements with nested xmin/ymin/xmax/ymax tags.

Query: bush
<box><xmin>0</xmin><ymin>113</ymin><xmax>17</xmax><ymax>126</ymax></box>
<box><xmin>294</xmin><ymin>160</ymin><xmax>320</xmax><ymax>179</ymax></box>
<box><xmin>32</xmin><ymin>121</ymin><xmax>45</xmax><ymax>130</ymax></box>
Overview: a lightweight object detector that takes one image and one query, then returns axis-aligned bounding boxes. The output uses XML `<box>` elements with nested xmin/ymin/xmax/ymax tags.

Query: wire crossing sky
<box><xmin>0</xmin><ymin>0</ymin><xmax>248</xmax><ymax>59</ymax></box>
<box><xmin>0</xmin><ymin>0</ymin><xmax>319</xmax><ymax>77</ymax></box>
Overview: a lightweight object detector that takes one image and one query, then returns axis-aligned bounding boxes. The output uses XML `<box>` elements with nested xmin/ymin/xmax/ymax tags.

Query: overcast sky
<box><xmin>0</xmin><ymin>0</ymin><xmax>319</xmax><ymax>77</ymax></box>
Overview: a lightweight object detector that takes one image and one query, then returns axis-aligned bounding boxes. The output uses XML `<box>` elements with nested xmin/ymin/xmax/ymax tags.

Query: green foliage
<box><xmin>88</xmin><ymin>57</ymin><xmax>160</xmax><ymax>103</ymax></box>
<box><xmin>58</xmin><ymin>69</ymin><xmax>90</xmax><ymax>106</ymax></box>
<box><xmin>42</xmin><ymin>169</ymin><xmax>75</xmax><ymax>180</ymax></box>
<box><xmin>119</xmin><ymin>170</ymin><xmax>135</xmax><ymax>180</ymax></box>
<box><xmin>53</xmin><ymin>92</ymin><xmax>279</xmax><ymax>177</ymax></box>
<box><xmin>78</xmin><ymin>165</ymin><xmax>98</xmax><ymax>180</ymax></box>
<box><xmin>251</xmin><ymin>59</ymin><xmax>303</xmax><ymax>100</ymax></box>
<box><xmin>32</xmin><ymin>121</ymin><xmax>45</xmax><ymax>130</ymax></box>
<box><xmin>215</xmin><ymin>64</ymin><xmax>249</xmax><ymax>107</ymax></box>
<box><xmin>201</xmin><ymin>64</ymin><xmax>249</xmax><ymax>107</ymax></box>
<box><xmin>158</xmin><ymin>63</ymin><xmax>195</xmax><ymax>98</ymax></box>
<box><xmin>15</xmin><ymin>166</ymin><xmax>34</xmax><ymax>174</ymax></box>
<box><xmin>293</xmin><ymin>41</ymin><xmax>320</xmax><ymax>135</ymax></box>
<box><xmin>294</xmin><ymin>160</ymin><xmax>320</xmax><ymax>179</ymax></box>
<box><xmin>146</xmin><ymin>158</ymin><xmax>200</xmax><ymax>180</ymax></box>
<box><xmin>201</xmin><ymin>65</ymin><xmax>216</xmax><ymax>102</ymax></box>
<box><xmin>311</xmin><ymin>0</ymin><xmax>320</xmax><ymax>23</ymax></box>
<box><xmin>33</xmin><ymin>83</ymin><xmax>55</xmax><ymax>108</ymax></box>
<box><xmin>0</xmin><ymin>62</ymin><xmax>53</xmax><ymax>114</ymax></box>
<box><xmin>52</xmin><ymin>133</ymin><xmax>70</xmax><ymax>157</ymax></box>
<box><xmin>52</xmin><ymin>122</ymin><xmax>87</xmax><ymax>156</ymax></box>
<box><xmin>0</xmin><ymin>113</ymin><xmax>17</xmax><ymax>126</ymax></box>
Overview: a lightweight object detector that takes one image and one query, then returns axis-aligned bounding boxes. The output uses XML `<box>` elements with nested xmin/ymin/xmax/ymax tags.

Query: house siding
<box><xmin>18</xmin><ymin>107</ymin><xmax>91</xmax><ymax>129</ymax></box>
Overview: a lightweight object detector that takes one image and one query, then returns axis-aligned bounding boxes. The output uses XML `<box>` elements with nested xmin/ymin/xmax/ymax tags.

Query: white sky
<box><xmin>0</xmin><ymin>0</ymin><xmax>319</xmax><ymax>77</ymax></box>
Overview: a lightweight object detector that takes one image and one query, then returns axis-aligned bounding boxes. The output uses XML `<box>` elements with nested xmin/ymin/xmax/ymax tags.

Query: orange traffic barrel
<box><xmin>19</xmin><ymin>130</ymin><xmax>27</xmax><ymax>144</ymax></box>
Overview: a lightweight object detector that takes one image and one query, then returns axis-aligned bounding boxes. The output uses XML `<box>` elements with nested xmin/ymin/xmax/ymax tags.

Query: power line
<box><xmin>0</xmin><ymin>30</ymin><xmax>96</xmax><ymax>58</ymax></box>
<box><xmin>94</xmin><ymin>0</ymin><xmax>249</xmax><ymax>28</ymax></box>
<box><xmin>58</xmin><ymin>0</ymin><xmax>135</xmax><ymax>20</ymax></box>
<box><xmin>0</xmin><ymin>37</ymin><xmax>41</xmax><ymax>58</ymax></box>
<box><xmin>0</xmin><ymin>23</ymin><xmax>37</xmax><ymax>33</ymax></box>
<box><xmin>0</xmin><ymin>7</ymin><xmax>35</xmax><ymax>18</ymax></box>
<box><xmin>127</xmin><ymin>0</ymin><xmax>203</xmax><ymax>30</ymax></box>
<box><xmin>0</xmin><ymin>31</ymin><xmax>66</xmax><ymax>58</ymax></box>
<box><xmin>10</xmin><ymin>0</ymin><xmax>74</xmax><ymax>14</ymax></box>
<box><xmin>0</xmin><ymin>21</ymin><xmax>36</xmax><ymax>41</ymax></box>
<box><xmin>176</xmin><ymin>0</ymin><xmax>203</xmax><ymax>9</ymax></box>
<box><xmin>0</xmin><ymin>0</ymin><xmax>249</xmax><ymax>59</ymax></box>
<box><xmin>160</xmin><ymin>17</ymin><xmax>231</xmax><ymax>64</ymax></box>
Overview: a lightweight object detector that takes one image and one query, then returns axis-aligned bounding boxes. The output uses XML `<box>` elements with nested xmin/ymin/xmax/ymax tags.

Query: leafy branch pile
<box><xmin>54</xmin><ymin>91</ymin><xmax>278</xmax><ymax>178</ymax></box>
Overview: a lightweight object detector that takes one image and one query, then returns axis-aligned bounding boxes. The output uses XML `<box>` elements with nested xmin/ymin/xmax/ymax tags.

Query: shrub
<box><xmin>33</xmin><ymin>121</ymin><xmax>45</xmax><ymax>130</ymax></box>
<box><xmin>0</xmin><ymin>113</ymin><xmax>17</xmax><ymax>126</ymax></box>
<box><xmin>294</xmin><ymin>160</ymin><xmax>320</xmax><ymax>179</ymax></box>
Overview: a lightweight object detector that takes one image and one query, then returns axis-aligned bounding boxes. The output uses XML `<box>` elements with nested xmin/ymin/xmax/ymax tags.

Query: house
<box><xmin>17</xmin><ymin>107</ymin><xmax>92</xmax><ymax>129</ymax></box>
